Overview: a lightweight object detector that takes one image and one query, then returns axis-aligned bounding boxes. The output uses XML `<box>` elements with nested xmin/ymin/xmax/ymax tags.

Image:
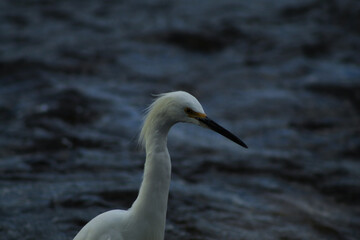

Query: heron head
<box><xmin>162</xmin><ymin>91</ymin><xmax>248</xmax><ymax>148</ymax></box>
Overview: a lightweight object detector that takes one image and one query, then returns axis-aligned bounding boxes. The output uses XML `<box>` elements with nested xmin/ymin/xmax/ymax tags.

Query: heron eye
<box><xmin>184</xmin><ymin>107</ymin><xmax>193</xmax><ymax>114</ymax></box>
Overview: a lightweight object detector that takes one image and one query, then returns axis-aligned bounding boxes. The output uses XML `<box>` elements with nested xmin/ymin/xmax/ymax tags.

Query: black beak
<box><xmin>197</xmin><ymin>117</ymin><xmax>248</xmax><ymax>148</ymax></box>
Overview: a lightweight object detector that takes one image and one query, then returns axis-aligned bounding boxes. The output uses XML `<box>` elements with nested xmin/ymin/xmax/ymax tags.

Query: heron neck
<box><xmin>130</xmin><ymin>121</ymin><xmax>172</xmax><ymax>239</ymax></box>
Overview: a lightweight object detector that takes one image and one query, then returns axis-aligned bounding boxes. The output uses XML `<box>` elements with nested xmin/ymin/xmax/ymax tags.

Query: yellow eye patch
<box><xmin>184</xmin><ymin>107</ymin><xmax>206</xmax><ymax>119</ymax></box>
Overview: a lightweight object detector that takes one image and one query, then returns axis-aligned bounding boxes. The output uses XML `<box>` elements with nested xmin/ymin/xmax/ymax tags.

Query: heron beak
<box><xmin>197</xmin><ymin>116</ymin><xmax>248</xmax><ymax>148</ymax></box>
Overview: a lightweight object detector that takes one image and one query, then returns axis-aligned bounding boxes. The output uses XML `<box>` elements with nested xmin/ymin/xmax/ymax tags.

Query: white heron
<box><xmin>73</xmin><ymin>91</ymin><xmax>247</xmax><ymax>240</ymax></box>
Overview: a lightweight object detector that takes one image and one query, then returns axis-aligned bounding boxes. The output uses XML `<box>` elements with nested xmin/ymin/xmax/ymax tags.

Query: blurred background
<box><xmin>0</xmin><ymin>0</ymin><xmax>359</xmax><ymax>239</ymax></box>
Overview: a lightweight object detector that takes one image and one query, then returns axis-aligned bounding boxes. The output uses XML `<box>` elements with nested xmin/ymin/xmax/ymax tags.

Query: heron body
<box><xmin>73</xmin><ymin>91</ymin><xmax>247</xmax><ymax>240</ymax></box>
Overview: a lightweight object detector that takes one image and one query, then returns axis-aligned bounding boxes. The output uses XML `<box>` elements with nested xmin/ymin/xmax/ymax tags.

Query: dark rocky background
<box><xmin>0</xmin><ymin>0</ymin><xmax>359</xmax><ymax>239</ymax></box>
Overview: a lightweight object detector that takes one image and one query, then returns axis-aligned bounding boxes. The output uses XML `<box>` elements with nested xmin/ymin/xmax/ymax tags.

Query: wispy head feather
<box><xmin>138</xmin><ymin>93</ymin><xmax>169</xmax><ymax>148</ymax></box>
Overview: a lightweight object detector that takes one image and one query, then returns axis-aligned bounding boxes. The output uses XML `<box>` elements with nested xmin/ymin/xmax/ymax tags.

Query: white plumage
<box><xmin>73</xmin><ymin>91</ymin><xmax>247</xmax><ymax>240</ymax></box>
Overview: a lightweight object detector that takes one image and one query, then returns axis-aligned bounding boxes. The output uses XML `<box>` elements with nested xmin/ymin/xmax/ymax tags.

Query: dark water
<box><xmin>1</xmin><ymin>0</ymin><xmax>360</xmax><ymax>239</ymax></box>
